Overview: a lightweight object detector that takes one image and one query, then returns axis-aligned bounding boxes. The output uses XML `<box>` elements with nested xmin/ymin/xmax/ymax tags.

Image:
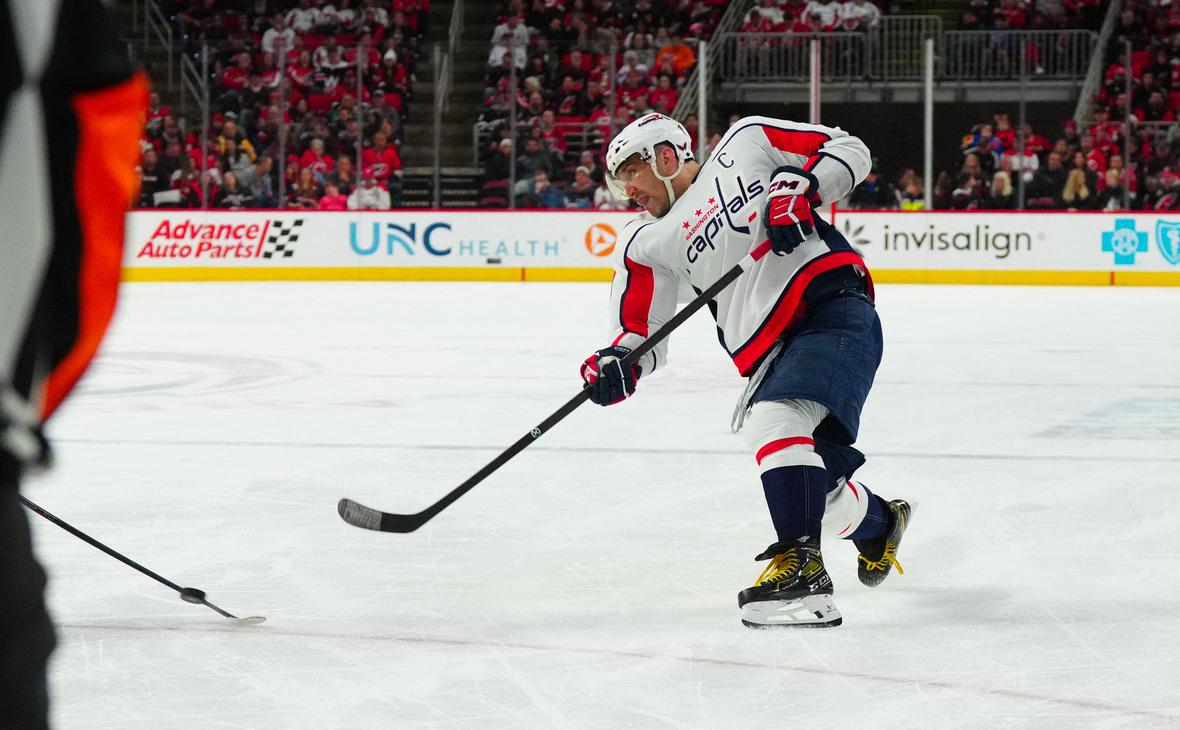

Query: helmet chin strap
<box><xmin>651</xmin><ymin>156</ymin><xmax>685</xmax><ymax>209</ymax></box>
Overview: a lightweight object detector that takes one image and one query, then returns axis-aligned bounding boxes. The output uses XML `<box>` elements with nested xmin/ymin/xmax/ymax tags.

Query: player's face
<box><xmin>616</xmin><ymin>152</ymin><xmax>673</xmax><ymax>217</ymax></box>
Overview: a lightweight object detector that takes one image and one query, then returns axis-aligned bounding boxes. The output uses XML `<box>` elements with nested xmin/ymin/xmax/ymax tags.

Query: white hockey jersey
<box><xmin>605</xmin><ymin>115</ymin><xmax>873</xmax><ymax>377</ymax></box>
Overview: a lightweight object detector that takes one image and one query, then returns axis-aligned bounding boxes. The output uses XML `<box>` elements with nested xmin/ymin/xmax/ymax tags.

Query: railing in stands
<box><xmin>446</xmin><ymin>0</ymin><xmax>464</xmax><ymax>108</ymax></box>
<box><xmin>143</xmin><ymin>0</ymin><xmax>174</xmax><ymax>92</ymax></box>
<box><xmin>877</xmin><ymin>16</ymin><xmax>943</xmax><ymax>81</ymax></box>
<box><xmin>715</xmin><ymin>28</ymin><xmax>1096</xmax><ymax>83</ymax></box>
<box><xmin>718</xmin><ymin>32</ymin><xmax>868</xmax><ymax>82</ymax></box>
<box><xmin>179</xmin><ymin>50</ymin><xmax>203</xmax><ymax>122</ymax></box>
<box><xmin>433</xmin><ymin>48</ymin><xmax>450</xmax><ymax>207</ymax></box>
<box><xmin>1073</xmin><ymin>0</ymin><xmax>1123</xmax><ymax>124</ymax></box>
<box><xmin>941</xmin><ymin>30</ymin><xmax>1096</xmax><ymax>81</ymax></box>
<box><xmin>431</xmin><ymin>0</ymin><xmax>463</xmax><ymax>205</ymax></box>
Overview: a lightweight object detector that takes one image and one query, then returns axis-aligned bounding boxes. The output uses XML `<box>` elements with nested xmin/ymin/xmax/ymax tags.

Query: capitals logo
<box><xmin>682</xmin><ymin>174</ymin><xmax>764</xmax><ymax>264</ymax></box>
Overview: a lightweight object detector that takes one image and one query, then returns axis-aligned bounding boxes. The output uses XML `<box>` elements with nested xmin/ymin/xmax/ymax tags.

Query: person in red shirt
<box><xmin>221</xmin><ymin>52</ymin><xmax>251</xmax><ymax>92</ymax></box>
<box><xmin>318</xmin><ymin>182</ymin><xmax>349</xmax><ymax>210</ymax></box>
<box><xmin>741</xmin><ymin>7</ymin><xmax>781</xmax><ymax>36</ymax></box>
<box><xmin>287</xmin><ymin>49</ymin><xmax>316</xmax><ymax>92</ymax></box>
<box><xmin>554</xmin><ymin>75</ymin><xmax>583</xmax><ymax>116</ymax></box>
<box><xmin>996</xmin><ymin>0</ymin><xmax>1027</xmax><ymax>28</ymax></box>
<box><xmin>648</xmin><ymin>73</ymin><xmax>679</xmax><ymax>114</ymax></box>
<box><xmin>376</xmin><ymin>49</ymin><xmax>408</xmax><ymax>99</ymax></box>
<box><xmin>791</xmin><ymin>13</ymin><xmax>823</xmax><ymax>35</ymax></box>
<box><xmin>536</xmin><ymin>110</ymin><xmax>568</xmax><ymax>154</ymax></box>
<box><xmin>587</xmin><ymin>54</ymin><xmax>614</xmax><ymax>88</ymax></box>
<box><xmin>1101</xmin><ymin>152</ymin><xmax>1137</xmax><ymax>195</ymax></box>
<box><xmin>1080</xmin><ymin>135</ymin><xmax>1106</xmax><ymax>175</ymax></box>
<box><xmin>300</xmin><ymin>138</ymin><xmax>335</xmax><ymax>181</ymax></box>
<box><xmin>617</xmin><ymin>68</ymin><xmax>649</xmax><ymax>108</ymax></box>
<box><xmin>992</xmin><ymin>113</ymin><xmax>1016</xmax><ymax>151</ymax></box>
<box><xmin>1021</xmin><ymin>123</ymin><xmax>1052</xmax><ymax>158</ymax></box>
<box><xmin>361</xmin><ymin>131</ymin><xmax>404</xmax><ymax>203</ymax></box>
<box><xmin>347</xmin><ymin>31</ymin><xmax>383</xmax><ymax>71</ymax></box>
<box><xmin>145</xmin><ymin>91</ymin><xmax>171</xmax><ymax>135</ymax></box>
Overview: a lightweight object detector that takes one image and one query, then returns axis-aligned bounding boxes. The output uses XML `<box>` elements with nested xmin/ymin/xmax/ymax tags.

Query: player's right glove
<box><xmin>764</xmin><ymin>166</ymin><xmax>820</xmax><ymax>255</ymax></box>
<box><xmin>579</xmin><ymin>345</ymin><xmax>640</xmax><ymax>406</ymax></box>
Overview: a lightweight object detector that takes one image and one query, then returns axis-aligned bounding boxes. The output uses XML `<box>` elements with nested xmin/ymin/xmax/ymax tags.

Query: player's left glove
<box><xmin>764</xmin><ymin>166</ymin><xmax>820</xmax><ymax>255</ymax></box>
<box><xmin>580</xmin><ymin>345</ymin><xmax>641</xmax><ymax>406</ymax></box>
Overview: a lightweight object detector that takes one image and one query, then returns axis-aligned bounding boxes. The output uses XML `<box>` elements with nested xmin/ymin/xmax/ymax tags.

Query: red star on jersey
<box><xmin>682</xmin><ymin>221</ymin><xmax>690</xmax><ymax>229</ymax></box>
<box><xmin>694</xmin><ymin>209</ymin><xmax>702</xmax><ymax>216</ymax></box>
<box><xmin>707</xmin><ymin>197</ymin><xmax>716</xmax><ymax>204</ymax></box>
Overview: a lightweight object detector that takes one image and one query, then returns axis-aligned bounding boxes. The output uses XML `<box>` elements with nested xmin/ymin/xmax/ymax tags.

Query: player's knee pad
<box><xmin>822</xmin><ymin>477</ymin><xmax>871</xmax><ymax>538</ymax></box>
<box><xmin>743</xmin><ymin>399</ymin><xmax>828</xmax><ymax>472</ymax></box>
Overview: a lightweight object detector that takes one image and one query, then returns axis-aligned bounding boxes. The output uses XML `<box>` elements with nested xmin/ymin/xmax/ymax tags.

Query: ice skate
<box><xmin>738</xmin><ymin>537</ymin><xmax>842</xmax><ymax>628</ymax></box>
<box><xmin>854</xmin><ymin>499</ymin><xmax>911</xmax><ymax>587</ymax></box>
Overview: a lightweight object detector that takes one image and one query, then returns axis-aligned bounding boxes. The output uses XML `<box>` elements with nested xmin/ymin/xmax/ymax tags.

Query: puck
<box><xmin>179</xmin><ymin>587</ymin><xmax>206</xmax><ymax>604</ymax></box>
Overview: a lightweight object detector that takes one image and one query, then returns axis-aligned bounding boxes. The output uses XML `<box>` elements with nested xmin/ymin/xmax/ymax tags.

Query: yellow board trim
<box><xmin>121</xmin><ymin>267</ymin><xmax>1180</xmax><ymax>286</ymax></box>
<box><xmin>121</xmin><ymin>266</ymin><xmax>615</xmax><ymax>283</ymax></box>
<box><xmin>870</xmin><ymin>269</ymin><xmax>1115</xmax><ymax>286</ymax></box>
<box><xmin>1112</xmin><ymin>271</ymin><xmax>1180</xmax><ymax>286</ymax></box>
<box><xmin>524</xmin><ymin>268</ymin><xmax>613</xmax><ymax>282</ymax></box>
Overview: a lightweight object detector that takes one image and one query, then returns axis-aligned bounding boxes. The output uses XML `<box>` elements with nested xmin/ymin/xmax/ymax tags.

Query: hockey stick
<box><xmin>20</xmin><ymin>496</ymin><xmax>266</xmax><ymax>624</ymax></box>
<box><xmin>337</xmin><ymin>239</ymin><xmax>774</xmax><ymax>533</ymax></box>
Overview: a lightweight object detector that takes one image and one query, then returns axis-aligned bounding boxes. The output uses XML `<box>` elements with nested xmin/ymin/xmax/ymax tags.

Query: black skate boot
<box><xmin>854</xmin><ymin>499</ymin><xmax>911</xmax><ymax>587</ymax></box>
<box><xmin>738</xmin><ymin>536</ymin><xmax>842</xmax><ymax>628</ymax></box>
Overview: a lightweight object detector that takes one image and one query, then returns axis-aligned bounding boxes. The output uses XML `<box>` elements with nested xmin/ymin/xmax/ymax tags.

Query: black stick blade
<box><xmin>337</xmin><ymin>498</ymin><xmax>428</xmax><ymax>533</ymax></box>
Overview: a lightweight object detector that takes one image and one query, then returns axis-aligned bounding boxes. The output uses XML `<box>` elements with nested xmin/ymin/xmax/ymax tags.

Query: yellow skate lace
<box><xmin>754</xmin><ymin>549</ymin><xmax>799</xmax><ymax>586</ymax></box>
<box><xmin>858</xmin><ymin>541</ymin><xmax>904</xmax><ymax>575</ymax></box>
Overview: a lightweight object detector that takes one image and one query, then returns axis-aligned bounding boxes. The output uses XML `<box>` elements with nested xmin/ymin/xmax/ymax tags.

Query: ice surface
<box><xmin>24</xmin><ymin>280</ymin><xmax>1180</xmax><ymax>728</ymax></box>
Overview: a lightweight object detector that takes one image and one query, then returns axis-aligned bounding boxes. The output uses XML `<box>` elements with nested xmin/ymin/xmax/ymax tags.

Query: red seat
<box><xmin>1169</xmin><ymin>91</ymin><xmax>1180</xmax><ymax>112</ymax></box>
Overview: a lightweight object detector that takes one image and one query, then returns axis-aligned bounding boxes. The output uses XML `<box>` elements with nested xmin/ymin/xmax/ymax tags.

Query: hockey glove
<box><xmin>580</xmin><ymin>345</ymin><xmax>640</xmax><ymax>406</ymax></box>
<box><xmin>0</xmin><ymin>384</ymin><xmax>51</xmax><ymax>475</ymax></box>
<box><xmin>764</xmin><ymin>166</ymin><xmax>820</xmax><ymax>255</ymax></box>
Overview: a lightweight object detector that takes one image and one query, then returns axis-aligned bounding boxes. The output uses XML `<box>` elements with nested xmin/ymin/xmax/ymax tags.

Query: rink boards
<box><xmin>121</xmin><ymin>209</ymin><xmax>1180</xmax><ymax>286</ymax></box>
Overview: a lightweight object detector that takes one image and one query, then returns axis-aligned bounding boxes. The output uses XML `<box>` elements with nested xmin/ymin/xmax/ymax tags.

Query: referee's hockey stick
<box><xmin>338</xmin><ymin>239</ymin><xmax>774</xmax><ymax>533</ymax></box>
<box><xmin>21</xmin><ymin>496</ymin><xmax>266</xmax><ymax>624</ymax></box>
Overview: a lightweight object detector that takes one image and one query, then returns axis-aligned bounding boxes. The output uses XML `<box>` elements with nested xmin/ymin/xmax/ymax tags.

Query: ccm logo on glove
<box><xmin>764</xmin><ymin>166</ymin><xmax>820</xmax><ymax>256</ymax></box>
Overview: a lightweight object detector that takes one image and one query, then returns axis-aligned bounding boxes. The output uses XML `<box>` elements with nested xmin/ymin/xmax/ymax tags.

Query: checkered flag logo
<box><xmin>263</xmin><ymin>219</ymin><xmax>304</xmax><ymax>259</ymax></box>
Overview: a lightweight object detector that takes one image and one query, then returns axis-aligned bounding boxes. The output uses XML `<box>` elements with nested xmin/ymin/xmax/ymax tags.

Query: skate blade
<box><xmin>741</xmin><ymin>593</ymin><xmax>843</xmax><ymax>629</ymax></box>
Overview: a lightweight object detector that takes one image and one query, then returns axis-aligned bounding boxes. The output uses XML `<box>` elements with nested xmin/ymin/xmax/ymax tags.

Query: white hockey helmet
<box><xmin>605</xmin><ymin>113</ymin><xmax>695</xmax><ymax>208</ymax></box>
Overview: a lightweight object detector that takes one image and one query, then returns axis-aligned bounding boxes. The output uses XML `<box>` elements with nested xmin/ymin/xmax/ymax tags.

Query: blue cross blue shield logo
<box><xmin>1102</xmin><ymin>219</ymin><xmax>1148</xmax><ymax>265</ymax></box>
<box><xmin>1156</xmin><ymin>221</ymin><xmax>1180</xmax><ymax>266</ymax></box>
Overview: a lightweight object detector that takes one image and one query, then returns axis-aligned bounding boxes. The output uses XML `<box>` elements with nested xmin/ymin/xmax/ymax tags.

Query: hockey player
<box><xmin>579</xmin><ymin>113</ymin><xmax>911</xmax><ymax>628</ymax></box>
<box><xmin>1</xmin><ymin>1</ymin><xmax>146</xmax><ymax>724</ymax></box>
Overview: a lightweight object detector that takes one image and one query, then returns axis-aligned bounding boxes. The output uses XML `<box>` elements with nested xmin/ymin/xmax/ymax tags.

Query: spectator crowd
<box><xmin>845</xmin><ymin>0</ymin><xmax>1179</xmax><ymax>210</ymax></box>
<box><xmin>477</xmin><ymin>0</ymin><xmax>724</xmax><ymax>209</ymax></box>
<box><xmin>132</xmin><ymin>0</ymin><xmax>1178</xmax><ymax>212</ymax></box>
<box><xmin>138</xmin><ymin>0</ymin><xmax>429</xmax><ymax>210</ymax></box>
